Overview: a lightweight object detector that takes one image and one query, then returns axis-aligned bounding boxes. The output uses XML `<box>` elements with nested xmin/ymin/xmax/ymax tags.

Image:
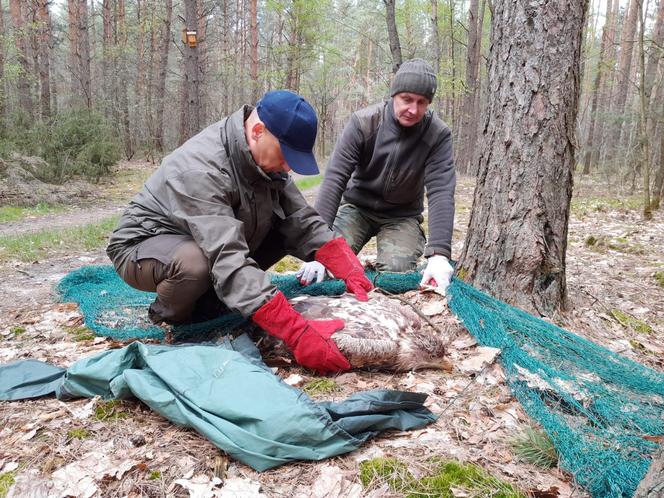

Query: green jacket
<box><xmin>107</xmin><ymin>106</ymin><xmax>334</xmax><ymax>316</ymax></box>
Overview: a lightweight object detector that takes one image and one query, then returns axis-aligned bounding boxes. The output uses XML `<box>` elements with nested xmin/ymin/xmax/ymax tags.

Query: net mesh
<box><xmin>57</xmin><ymin>265</ymin><xmax>663</xmax><ymax>496</ymax></box>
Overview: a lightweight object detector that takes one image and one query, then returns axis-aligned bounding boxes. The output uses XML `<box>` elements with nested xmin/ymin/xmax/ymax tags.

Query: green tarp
<box><xmin>0</xmin><ymin>334</ymin><xmax>436</xmax><ymax>471</ymax></box>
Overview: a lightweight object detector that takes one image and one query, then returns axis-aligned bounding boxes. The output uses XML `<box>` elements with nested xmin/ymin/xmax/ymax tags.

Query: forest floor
<box><xmin>0</xmin><ymin>160</ymin><xmax>663</xmax><ymax>497</ymax></box>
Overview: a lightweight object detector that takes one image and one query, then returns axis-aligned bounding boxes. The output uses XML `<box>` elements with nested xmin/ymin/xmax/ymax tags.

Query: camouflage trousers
<box><xmin>333</xmin><ymin>203</ymin><xmax>425</xmax><ymax>272</ymax></box>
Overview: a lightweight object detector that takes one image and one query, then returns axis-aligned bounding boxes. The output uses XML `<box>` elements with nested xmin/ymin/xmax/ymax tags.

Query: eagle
<box><xmin>251</xmin><ymin>292</ymin><xmax>458</xmax><ymax>372</ymax></box>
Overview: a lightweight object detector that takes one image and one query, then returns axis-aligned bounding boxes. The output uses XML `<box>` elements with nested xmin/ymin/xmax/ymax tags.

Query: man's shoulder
<box><xmin>351</xmin><ymin>102</ymin><xmax>386</xmax><ymax>138</ymax></box>
<box><xmin>428</xmin><ymin>109</ymin><xmax>451</xmax><ymax>135</ymax></box>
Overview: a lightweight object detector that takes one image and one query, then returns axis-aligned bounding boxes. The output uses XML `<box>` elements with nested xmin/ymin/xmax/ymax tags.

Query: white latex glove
<box><xmin>420</xmin><ymin>255</ymin><xmax>454</xmax><ymax>293</ymax></box>
<box><xmin>296</xmin><ymin>261</ymin><xmax>328</xmax><ymax>285</ymax></box>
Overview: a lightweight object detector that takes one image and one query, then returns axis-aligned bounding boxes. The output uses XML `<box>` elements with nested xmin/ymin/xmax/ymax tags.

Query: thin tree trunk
<box><xmin>637</xmin><ymin>0</ymin><xmax>651</xmax><ymax>219</ymax></box>
<box><xmin>67</xmin><ymin>0</ymin><xmax>91</xmax><ymax>108</ymax></box>
<box><xmin>180</xmin><ymin>0</ymin><xmax>202</xmax><ymax>143</ymax></box>
<box><xmin>0</xmin><ymin>0</ymin><xmax>6</xmax><ymax>122</ymax></box>
<box><xmin>651</xmin><ymin>127</ymin><xmax>664</xmax><ymax>210</ymax></box>
<box><xmin>101</xmin><ymin>0</ymin><xmax>112</xmax><ymax>120</ymax></box>
<box><xmin>9</xmin><ymin>0</ymin><xmax>34</xmax><ymax>118</ymax></box>
<box><xmin>448</xmin><ymin>0</ymin><xmax>457</xmax><ymax>129</ymax></box>
<box><xmin>457</xmin><ymin>0</ymin><xmax>588</xmax><ymax>315</ymax></box>
<box><xmin>457</xmin><ymin>0</ymin><xmax>481</xmax><ymax>175</ymax></box>
<box><xmin>609</xmin><ymin>0</ymin><xmax>639</xmax><ymax>163</ymax></box>
<box><xmin>582</xmin><ymin>0</ymin><xmax>612</xmax><ymax>175</ymax></box>
<box><xmin>35</xmin><ymin>0</ymin><xmax>52</xmax><ymax>119</ymax></box>
<box><xmin>383</xmin><ymin>0</ymin><xmax>403</xmax><ymax>73</ymax></box>
<box><xmin>117</xmin><ymin>0</ymin><xmax>133</xmax><ymax>157</ymax></box>
<box><xmin>249</xmin><ymin>0</ymin><xmax>259</xmax><ymax>102</ymax></box>
<box><xmin>154</xmin><ymin>0</ymin><xmax>172</xmax><ymax>153</ymax></box>
<box><xmin>430</xmin><ymin>0</ymin><xmax>443</xmax><ymax>112</ymax></box>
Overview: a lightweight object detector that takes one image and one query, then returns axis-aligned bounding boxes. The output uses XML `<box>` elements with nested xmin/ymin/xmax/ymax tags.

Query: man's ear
<box><xmin>251</xmin><ymin>121</ymin><xmax>265</xmax><ymax>141</ymax></box>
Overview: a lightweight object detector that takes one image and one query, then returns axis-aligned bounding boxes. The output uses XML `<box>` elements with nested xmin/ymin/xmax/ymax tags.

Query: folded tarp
<box><xmin>0</xmin><ymin>334</ymin><xmax>436</xmax><ymax>471</ymax></box>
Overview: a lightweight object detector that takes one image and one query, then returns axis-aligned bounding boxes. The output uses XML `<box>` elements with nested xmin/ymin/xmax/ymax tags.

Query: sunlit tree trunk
<box><xmin>179</xmin><ymin>0</ymin><xmax>202</xmax><ymax>143</ymax></box>
<box><xmin>457</xmin><ymin>0</ymin><xmax>588</xmax><ymax>315</ymax></box>
<box><xmin>0</xmin><ymin>0</ymin><xmax>6</xmax><ymax>123</ymax></box>
<box><xmin>117</xmin><ymin>0</ymin><xmax>133</xmax><ymax>157</ymax></box>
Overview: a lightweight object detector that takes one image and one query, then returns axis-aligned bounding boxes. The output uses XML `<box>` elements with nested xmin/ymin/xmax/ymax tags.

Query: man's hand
<box><xmin>297</xmin><ymin>261</ymin><xmax>327</xmax><ymax>285</ymax></box>
<box><xmin>252</xmin><ymin>292</ymin><xmax>351</xmax><ymax>375</ymax></box>
<box><xmin>420</xmin><ymin>255</ymin><xmax>454</xmax><ymax>294</ymax></box>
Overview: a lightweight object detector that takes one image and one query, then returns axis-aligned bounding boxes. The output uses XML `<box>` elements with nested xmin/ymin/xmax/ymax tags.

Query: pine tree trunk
<box><xmin>180</xmin><ymin>0</ymin><xmax>202</xmax><ymax>144</ymax></box>
<box><xmin>117</xmin><ymin>0</ymin><xmax>133</xmax><ymax>157</ymax></box>
<box><xmin>457</xmin><ymin>0</ymin><xmax>588</xmax><ymax>316</ymax></box>
<box><xmin>430</xmin><ymin>0</ymin><xmax>443</xmax><ymax>113</ymax></box>
<box><xmin>35</xmin><ymin>0</ymin><xmax>52</xmax><ymax>119</ymax></box>
<box><xmin>154</xmin><ymin>0</ymin><xmax>172</xmax><ymax>152</ymax></box>
<box><xmin>249</xmin><ymin>0</ymin><xmax>259</xmax><ymax>102</ymax></box>
<box><xmin>383</xmin><ymin>0</ymin><xmax>402</xmax><ymax>73</ymax></box>
<box><xmin>457</xmin><ymin>0</ymin><xmax>481</xmax><ymax>175</ymax></box>
<box><xmin>9</xmin><ymin>0</ymin><xmax>34</xmax><ymax>118</ymax></box>
<box><xmin>582</xmin><ymin>0</ymin><xmax>612</xmax><ymax>175</ymax></box>
<box><xmin>67</xmin><ymin>0</ymin><xmax>91</xmax><ymax>108</ymax></box>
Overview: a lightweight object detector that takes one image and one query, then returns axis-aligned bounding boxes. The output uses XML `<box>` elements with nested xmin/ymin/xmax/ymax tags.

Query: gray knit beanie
<box><xmin>390</xmin><ymin>58</ymin><xmax>437</xmax><ymax>102</ymax></box>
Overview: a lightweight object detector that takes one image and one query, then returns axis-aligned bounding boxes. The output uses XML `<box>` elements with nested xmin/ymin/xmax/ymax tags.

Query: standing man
<box><xmin>107</xmin><ymin>90</ymin><xmax>372</xmax><ymax>374</ymax></box>
<box><xmin>298</xmin><ymin>59</ymin><xmax>456</xmax><ymax>293</ymax></box>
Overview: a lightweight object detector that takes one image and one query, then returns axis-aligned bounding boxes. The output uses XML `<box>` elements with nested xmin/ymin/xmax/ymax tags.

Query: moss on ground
<box><xmin>94</xmin><ymin>400</ymin><xmax>129</xmax><ymax>422</ymax></box>
<box><xmin>359</xmin><ymin>457</ymin><xmax>527</xmax><ymax>497</ymax></box>
<box><xmin>0</xmin><ymin>472</ymin><xmax>16</xmax><ymax>498</ymax></box>
<box><xmin>611</xmin><ymin>309</ymin><xmax>653</xmax><ymax>335</ymax></box>
<box><xmin>303</xmin><ymin>378</ymin><xmax>340</xmax><ymax>396</ymax></box>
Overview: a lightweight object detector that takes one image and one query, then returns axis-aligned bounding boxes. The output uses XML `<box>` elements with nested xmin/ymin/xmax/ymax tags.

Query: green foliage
<box><xmin>148</xmin><ymin>470</ymin><xmax>162</xmax><ymax>480</ymax></box>
<box><xmin>654</xmin><ymin>271</ymin><xmax>664</xmax><ymax>288</ymax></box>
<box><xmin>65</xmin><ymin>326</ymin><xmax>96</xmax><ymax>342</ymax></box>
<box><xmin>508</xmin><ymin>427</ymin><xmax>558</xmax><ymax>468</ymax></box>
<box><xmin>303</xmin><ymin>378</ymin><xmax>340</xmax><ymax>395</ymax></box>
<box><xmin>270</xmin><ymin>256</ymin><xmax>301</xmax><ymax>273</ymax></box>
<box><xmin>0</xmin><ymin>110</ymin><xmax>121</xmax><ymax>183</ymax></box>
<box><xmin>0</xmin><ymin>472</ymin><xmax>16</xmax><ymax>498</ymax></box>
<box><xmin>94</xmin><ymin>400</ymin><xmax>129</xmax><ymax>422</ymax></box>
<box><xmin>0</xmin><ymin>216</ymin><xmax>118</xmax><ymax>263</ymax></box>
<box><xmin>610</xmin><ymin>309</ymin><xmax>653</xmax><ymax>335</ymax></box>
<box><xmin>67</xmin><ymin>428</ymin><xmax>91</xmax><ymax>440</ymax></box>
<box><xmin>358</xmin><ymin>457</ymin><xmax>527</xmax><ymax>498</ymax></box>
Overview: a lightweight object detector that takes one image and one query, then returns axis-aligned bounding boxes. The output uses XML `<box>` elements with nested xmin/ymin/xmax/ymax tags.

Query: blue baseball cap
<box><xmin>256</xmin><ymin>90</ymin><xmax>319</xmax><ymax>175</ymax></box>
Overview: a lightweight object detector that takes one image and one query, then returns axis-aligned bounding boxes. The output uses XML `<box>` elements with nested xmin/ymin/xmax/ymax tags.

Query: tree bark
<box><xmin>250</xmin><ymin>0</ymin><xmax>259</xmax><ymax>102</ymax></box>
<box><xmin>117</xmin><ymin>0</ymin><xmax>133</xmax><ymax>157</ymax></box>
<box><xmin>154</xmin><ymin>0</ymin><xmax>172</xmax><ymax>152</ymax></box>
<box><xmin>180</xmin><ymin>0</ymin><xmax>202</xmax><ymax>144</ymax></box>
<box><xmin>582</xmin><ymin>0</ymin><xmax>612</xmax><ymax>175</ymax></box>
<box><xmin>634</xmin><ymin>445</ymin><xmax>664</xmax><ymax>498</ymax></box>
<box><xmin>636</xmin><ymin>0</ymin><xmax>651</xmax><ymax>219</ymax></box>
<box><xmin>383</xmin><ymin>0</ymin><xmax>403</xmax><ymax>73</ymax></box>
<box><xmin>457</xmin><ymin>0</ymin><xmax>482</xmax><ymax>175</ymax></box>
<box><xmin>35</xmin><ymin>0</ymin><xmax>52</xmax><ymax>119</ymax></box>
<box><xmin>67</xmin><ymin>0</ymin><xmax>92</xmax><ymax>108</ymax></box>
<box><xmin>9</xmin><ymin>0</ymin><xmax>34</xmax><ymax>118</ymax></box>
<box><xmin>457</xmin><ymin>0</ymin><xmax>588</xmax><ymax>316</ymax></box>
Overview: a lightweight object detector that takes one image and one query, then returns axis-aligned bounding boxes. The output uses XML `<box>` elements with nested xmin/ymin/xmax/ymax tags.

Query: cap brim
<box><xmin>280</xmin><ymin>142</ymin><xmax>319</xmax><ymax>175</ymax></box>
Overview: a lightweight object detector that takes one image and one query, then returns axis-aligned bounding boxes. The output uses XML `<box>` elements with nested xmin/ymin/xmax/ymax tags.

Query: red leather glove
<box><xmin>252</xmin><ymin>292</ymin><xmax>351</xmax><ymax>375</ymax></box>
<box><xmin>315</xmin><ymin>238</ymin><xmax>373</xmax><ymax>301</ymax></box>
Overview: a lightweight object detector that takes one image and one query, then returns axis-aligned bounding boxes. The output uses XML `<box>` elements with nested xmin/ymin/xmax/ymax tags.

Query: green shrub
<box><xmin>0</xmin><ymin>109</ymin><xmax>121</xmax><ymax>183</ymax></box>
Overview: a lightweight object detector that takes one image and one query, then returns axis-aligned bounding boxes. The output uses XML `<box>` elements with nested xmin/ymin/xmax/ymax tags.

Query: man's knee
<box><xmin>171</xmin><ymin>241</ymin><xmax>211</xmax><ymax>283</ymax></box>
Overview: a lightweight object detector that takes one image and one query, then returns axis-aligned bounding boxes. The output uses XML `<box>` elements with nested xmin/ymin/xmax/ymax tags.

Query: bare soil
<box><xmin>0</xmin><ymin>162</ymin><xmax>662</xmax><ymax>497</ymax></box>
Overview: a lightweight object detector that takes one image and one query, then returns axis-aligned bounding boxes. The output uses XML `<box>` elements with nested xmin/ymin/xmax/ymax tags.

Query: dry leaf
<box><xmin>458</xmin><ymin>347</ymin><xmax>501</xmax><ymax>374</ymax></box>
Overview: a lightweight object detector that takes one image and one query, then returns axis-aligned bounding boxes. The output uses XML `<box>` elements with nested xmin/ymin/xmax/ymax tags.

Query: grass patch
<box><xmin>303</xmin><ymin>378</ymin><xmax>340</xmax><ymax>396</ymax></box>
<box><xmin>270</xmin><ymin>255</ymin><xmax>301</xmax><ymax>273</ymax></box>
<box><xmin>359</xmin><ymin>457</ymin><xmax>527</xmax><ymax>497</ymax></box>
<box><xmin>571</xmin><ymin>196</ymin><xmax>642</xmax><ymax>216</ymax></box>
<box><xmin>65</xmin><ymin>326</ymin><xmax>96</xmax><ymax>342</ymax></box>
<box><xmin>67</xmin><ymin>428</ymin><xmax>91</xmax><ymax>440</ymax></box>
<box><xmin>508</xmin><ymin>427</ymin><xmax>558</xmax><ymax>468</ymax></box>
<box><xmin>611</xmin><ymin>309</ymin><xmax>653</xmax><ymax>335</ymax></box>
<box><xmin>294</xmin><ymin>175</ymin><xmax>323</xmax><ymax>191</ymax></box>
<box><xmin>0</xmin><ymin>216</ymin><xmax>118</xmax><ymax>263</ymax></box>
<box><xmin>583</xmin><ymin>235</ymin><xmax>645</xmax><ymax>255</ymax></box>
<box><xmin>0</xmin><ymin>203</ymin><xmax>66</xmax><ymax>224</ymax></box>
<box><xmin>0</xmin><ymin>471</ymin><xmax>16</xmax><ymax>498</ymax></box>
<box><xmin>10</xmin><ymin>326</ymin><xmax>25</xmax><ymax>336</ymax></box>
<box><xmin>655</xmin><ymin>271</ymin><xmax>664</xmax><ymax>288</ymax></box>
<box><xmin>94</xmin><ymin>400</ymin><xmax>129</xmax><ymax>422</ymax></box>
<box><xmin>148</xmin><ymin>470</ymin><xmax>162</xmax><ymax>480</ymax></box>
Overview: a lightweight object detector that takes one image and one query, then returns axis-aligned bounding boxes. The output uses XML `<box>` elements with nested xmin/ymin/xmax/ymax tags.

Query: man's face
<box><xmin>392</xmin><ymin>92</ymin><xmax>430</xmax><ymax>127</ymax></box>
<box><xmin>250</xmin><ymin>125</ymin><xmax>291</xmax><ymax>174</ymax></box>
